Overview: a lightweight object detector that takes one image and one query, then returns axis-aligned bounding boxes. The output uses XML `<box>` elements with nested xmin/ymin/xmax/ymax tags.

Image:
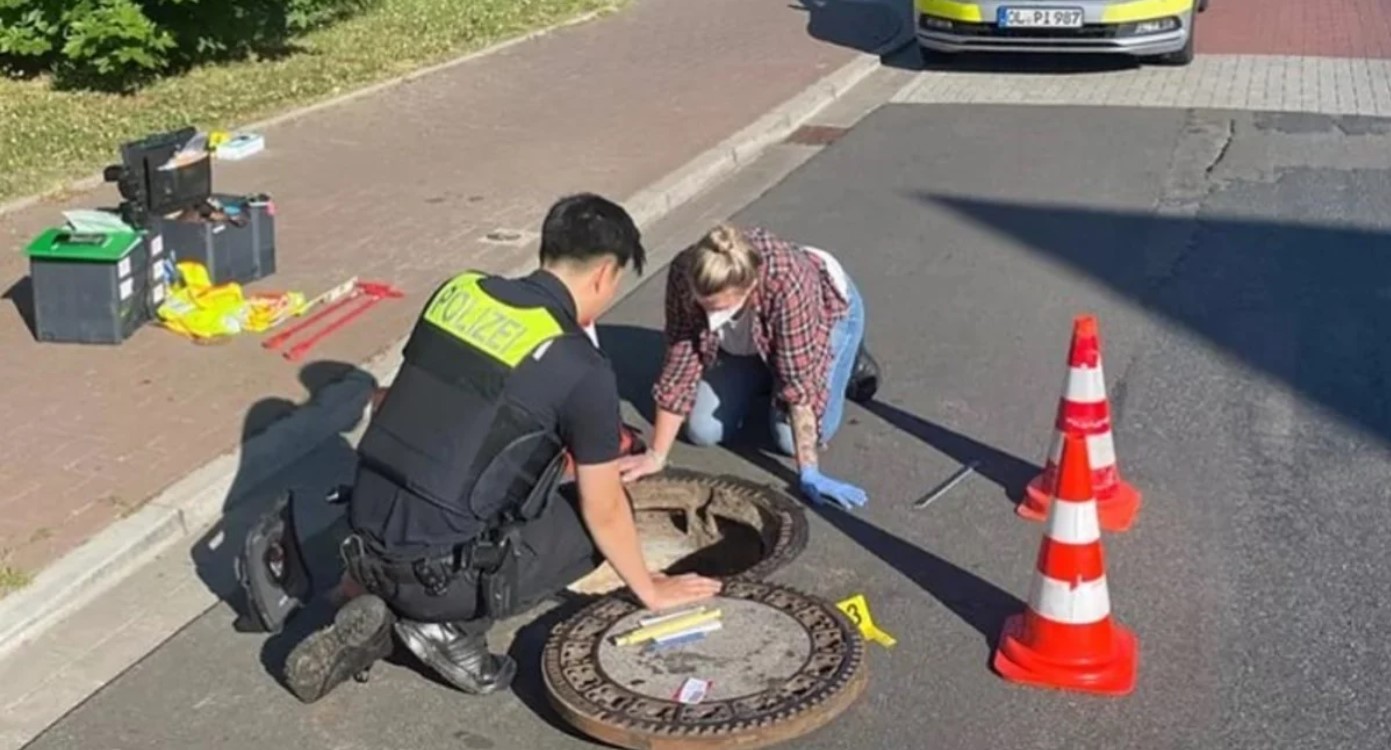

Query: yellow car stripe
<box><xmin>917</xmin><ymin>0</ymin><xmax>1194</xmax><ymax>24</ymax></box>
<box><xmin>916</xmin><ymin>0</ymin><xmax>984</xmax><ymax>23</ymax></box>
<box><xmin>1100</xmin><ymin>0</ymin><xmax>1194</xmax><ymax>23</ymax></box>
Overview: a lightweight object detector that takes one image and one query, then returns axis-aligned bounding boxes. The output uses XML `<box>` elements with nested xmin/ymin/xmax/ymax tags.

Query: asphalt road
<box><xmin>29</xmin><ymin>104</ymin><xmax>1391</xmax><ymax>750</ymax></box>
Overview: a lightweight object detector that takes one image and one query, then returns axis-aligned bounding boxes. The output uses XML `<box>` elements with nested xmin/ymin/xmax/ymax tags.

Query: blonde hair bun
<box><xmin>689</xmin><ymin>223</ymin><xmax>760</xmax><ymax>297</ymax></box>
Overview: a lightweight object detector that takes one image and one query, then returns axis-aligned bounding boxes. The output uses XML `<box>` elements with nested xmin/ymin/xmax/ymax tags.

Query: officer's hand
<box><xmin>619</xmin><ymin>451</ymin><xmax>664</xmax><ymax>483</ymax></box>
<box><xmin>798</xmin><ymin>467</ymin><xmax>868</xmax><ymax>510</ymax></box>
<box><xmin>641</xmin><ymin>572</ymin><xmax>723</xmax><ymax>611</ymax></box>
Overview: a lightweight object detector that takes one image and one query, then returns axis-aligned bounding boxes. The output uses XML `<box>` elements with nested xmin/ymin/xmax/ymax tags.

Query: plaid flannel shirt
<box><xmin>652</xmin><ymin>226</ymin><xmax>850</xmax><ymax>429</ymax></box>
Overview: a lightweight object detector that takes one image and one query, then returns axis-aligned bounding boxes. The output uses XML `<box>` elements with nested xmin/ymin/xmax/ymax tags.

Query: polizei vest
<box><xmin>353</xmin><ymin>271</ymin><xmax>586</xmax><ymax>552</ymax></box>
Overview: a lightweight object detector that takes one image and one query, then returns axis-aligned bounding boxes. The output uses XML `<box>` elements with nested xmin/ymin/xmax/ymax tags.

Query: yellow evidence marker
<box><xmin>836</xmin><ymin>594</ymin><xmax>897</xmax><ymax>648</ymax></box>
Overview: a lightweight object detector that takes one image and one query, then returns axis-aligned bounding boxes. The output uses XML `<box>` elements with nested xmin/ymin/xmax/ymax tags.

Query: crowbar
<box><xmin>262</xmin><ymin>276</ymin><xmax>360</xmax><ymax>350</ymax></box>
<box><xmin>914</xmin><ymin>461</ymin><xmax>980</xmax><ymax>509</ymax></box>
<box><xmin>283</xmin><ymin>282</ymin><xmax>404</xmax><ymax>362</ymax></box>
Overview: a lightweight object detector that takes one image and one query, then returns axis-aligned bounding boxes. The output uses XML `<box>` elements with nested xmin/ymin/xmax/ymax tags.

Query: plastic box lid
<box><xmin>24</xmin><ymin>227</ymin><xmax>141</xmax><ymax>262</ymax></box>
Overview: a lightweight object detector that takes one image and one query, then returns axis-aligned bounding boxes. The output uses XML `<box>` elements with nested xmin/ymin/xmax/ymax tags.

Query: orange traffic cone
<box><xmin>1018</xmin><ymin>314</ymin><xmax>1141</xmax><ymax>532</ymax></box>
<box><xmin>993</xmin><ymin>432</ymin><xmax>1138</xmax><ymax>696</ymax></box>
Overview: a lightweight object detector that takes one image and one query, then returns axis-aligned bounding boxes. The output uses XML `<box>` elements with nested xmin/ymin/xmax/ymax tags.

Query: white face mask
<box><xmin>706</xmin><ymin>304</ymin><xmax>743</xmax><ymax>331</ymax></box>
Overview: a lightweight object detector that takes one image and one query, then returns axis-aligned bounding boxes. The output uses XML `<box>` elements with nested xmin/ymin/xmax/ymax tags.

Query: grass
<box><xmin>0</xmin><ymin>563</ymin><xmax>32</xmax><ymax>598</ymax></box>
<box><xmin>0</xmin><ymin>0</ymin><xmax>620</xmax><ymax>205</ymax></box>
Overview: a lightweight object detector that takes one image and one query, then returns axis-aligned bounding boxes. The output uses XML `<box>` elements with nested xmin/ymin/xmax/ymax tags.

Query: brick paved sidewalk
<box><xmin>0</xmin><ymin>0</ymin><xmax>864</xmax><ymax>581</ymax></box>
<box><xmin>1198</xmin><ymin>0</ymin><xmax>1391</xmax><ymax>60</ymax></box>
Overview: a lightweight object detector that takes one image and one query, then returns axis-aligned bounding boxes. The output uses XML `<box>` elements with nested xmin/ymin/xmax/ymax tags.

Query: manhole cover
<box><xmin>567</xmin><ymin>469</ymin><xmax>808</xmax><ymax>596</ymax></box>
<box><xmin>543</xmin><ymin>579</ymin><xmax>869</xmax><ymax>749</ymax></box>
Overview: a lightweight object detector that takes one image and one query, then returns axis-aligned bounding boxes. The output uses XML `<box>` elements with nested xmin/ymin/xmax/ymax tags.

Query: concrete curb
<box><xmin>0</xmin><ymin>6</ymin><xmax>619</xmax><ymax>219</ymax></box>
<box><xmin>0</xmin><ymin>48</ymin><xmax>888</xmax><ymax>661</ymax></box>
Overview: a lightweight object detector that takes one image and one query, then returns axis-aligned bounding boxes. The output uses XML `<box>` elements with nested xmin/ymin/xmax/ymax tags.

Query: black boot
<box><xmin>393</xmin><ymin>619</ymin><xmax>517</xmax><ymax>695</ymax></box>
<box><xmin>283</xmin><ymin>594</ymin><xmax>396</xmax><ymax>703</ymax></box>
<box><xmin>846</xmin><ymin>343</ymin><xmax>881</xmax><ymax>403</ymax></box>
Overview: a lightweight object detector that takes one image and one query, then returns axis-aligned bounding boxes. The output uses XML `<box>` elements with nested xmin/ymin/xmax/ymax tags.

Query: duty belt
<box><xmin>341</xmin><ymin>527</ymin><xmax>516</xmax><ymax>597</ymax></box>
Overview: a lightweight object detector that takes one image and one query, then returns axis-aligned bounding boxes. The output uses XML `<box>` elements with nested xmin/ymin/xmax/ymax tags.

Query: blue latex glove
<box><xmin>799</xmin><ymin>467</ymin><xmax>868</xmax><ymax>510</ymax></box>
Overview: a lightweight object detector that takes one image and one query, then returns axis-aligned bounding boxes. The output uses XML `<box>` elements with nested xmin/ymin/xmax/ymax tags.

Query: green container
<box><xmin>24</xmin><ymin>226</ymin><xmax>164</xmax><ymax>344</ymax></box>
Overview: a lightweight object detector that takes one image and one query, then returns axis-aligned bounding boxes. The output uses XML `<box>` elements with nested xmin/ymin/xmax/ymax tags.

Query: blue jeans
<box><xmin>683</xmin><ymin>278</ymin><xmax>866</xmax><ymax>456</ymax></box>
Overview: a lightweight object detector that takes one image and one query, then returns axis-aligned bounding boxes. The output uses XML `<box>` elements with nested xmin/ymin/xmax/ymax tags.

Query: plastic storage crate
<box><xmin>24</xmin><ymin>227</ymin><xmax>168</xmax><ymax>344</ymax></box>
<box><xmin>153</xmin><ymin>193</ymin><xmax>276</xmax><ymax>286</ymax></box>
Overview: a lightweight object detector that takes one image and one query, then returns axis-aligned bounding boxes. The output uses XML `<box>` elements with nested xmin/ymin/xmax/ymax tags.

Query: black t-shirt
<box><xmin>477</xmin><ymin>270</ymin><xmax>622</xmax><ymax>467</ymax></box>
<box><xmin>349</xmin><ymin>268</ymin><xmax>623</xmax><ymax>554</ymax></box>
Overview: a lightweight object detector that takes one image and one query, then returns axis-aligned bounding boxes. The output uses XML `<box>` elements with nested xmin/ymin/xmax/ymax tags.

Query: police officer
<box><xmin>283</xmin><ymin>194</ymin><xmax>723</xmax><ymax>703</ymax></box>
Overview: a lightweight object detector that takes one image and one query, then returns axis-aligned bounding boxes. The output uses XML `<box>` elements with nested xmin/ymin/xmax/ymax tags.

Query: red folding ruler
<box><xmin>262</xmin><ymin>280</ymin><xmax>403</xmax><ymax>362</ymax></box>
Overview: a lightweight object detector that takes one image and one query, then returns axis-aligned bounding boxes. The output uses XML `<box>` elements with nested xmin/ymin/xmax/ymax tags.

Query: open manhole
<box><xmin>566</xmin><ymin>469</ymin><xmax>808</xmax><ymax>596</ymax></box>
<box><xmin>543</xmin><ymin>579</ymin><xmax>869</xmax><ymax>749</ymax></box>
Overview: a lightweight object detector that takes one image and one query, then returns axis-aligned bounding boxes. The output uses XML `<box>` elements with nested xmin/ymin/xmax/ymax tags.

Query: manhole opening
<box><xmin>568</xmin><ymin>470</ymin><xmax>806</xmax><ymax>596</ymax></box>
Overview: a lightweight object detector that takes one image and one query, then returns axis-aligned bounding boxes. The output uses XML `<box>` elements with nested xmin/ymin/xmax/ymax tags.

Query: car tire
<box><xmin>1152</xmin><ymin>15</ymin><xmax>1195</xmax><ymax>65</ymax></box>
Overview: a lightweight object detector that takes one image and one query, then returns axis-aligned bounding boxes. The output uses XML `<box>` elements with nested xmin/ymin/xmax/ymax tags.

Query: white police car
<box><xmin>916</xmin><ymin>0</ymin><xmax>1207</xmax><ymax>66</ymax></box>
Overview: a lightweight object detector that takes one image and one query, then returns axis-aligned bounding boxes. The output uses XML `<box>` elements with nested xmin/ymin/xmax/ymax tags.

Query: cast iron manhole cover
<box><xmin>567</xmin><ymin>469</ymin><xmax>808</xmax><ymax>596</ymax></box>
<box><xmin>543</xmin><ymin>579</ymin><xmax>869</xmax><ymax>749</ymax></box>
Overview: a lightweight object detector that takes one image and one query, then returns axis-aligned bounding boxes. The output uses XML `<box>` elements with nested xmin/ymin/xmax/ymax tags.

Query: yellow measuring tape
<box><xmin>612</xmin><ymin>609</ymin><xmax>723</xmax><ymax>647</ymax></box>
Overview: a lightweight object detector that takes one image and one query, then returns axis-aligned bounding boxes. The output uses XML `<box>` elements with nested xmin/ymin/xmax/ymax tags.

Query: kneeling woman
<box><xmin>620</xmin><ymin>223</ymin><xmax>880</xmax><ymax>509</ymax></box>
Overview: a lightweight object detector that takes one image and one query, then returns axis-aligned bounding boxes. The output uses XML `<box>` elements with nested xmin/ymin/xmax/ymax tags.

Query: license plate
<box><xmin>998</xmin><ymin>7</ymin><xmax>1085</xmax><ymax>27</ymax></box>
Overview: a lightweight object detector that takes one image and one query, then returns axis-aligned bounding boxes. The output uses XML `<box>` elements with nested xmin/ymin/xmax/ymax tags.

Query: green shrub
<box><xmin>0</xmin><ymin>0</ymin><xmax>377</xmax><ymax>91</ymax></box>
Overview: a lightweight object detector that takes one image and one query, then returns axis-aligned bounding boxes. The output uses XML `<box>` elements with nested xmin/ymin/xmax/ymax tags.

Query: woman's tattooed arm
<box><xmin>790</xmin><ymin>404</ymin><xmax>819</xmax><ymax>470</ymax></box>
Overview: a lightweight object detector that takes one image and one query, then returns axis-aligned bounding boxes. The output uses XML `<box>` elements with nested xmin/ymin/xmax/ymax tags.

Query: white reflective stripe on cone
<box><xmin>1044</xmin><ymin>499</ymin><xmax>1101</xmax><ymax>545</ymax></box>
<box><xmin>1086</xmin><ymin>430</ymin><xmax>1117</xmax><ymax>469</ymax></box>
<box><xmin>1029</xmin><ymin>574</ymin><xmax>1112</xmax><ymax>625</ymax></box>
<box><xmin>1045</xmin><ymin>426</ymin><xmax>1117</xmax><ymax>469</ymax></box>
<box><xmin>1063</xmin><ymin>363</ymin><xmax>1107</xmax><ymax>403</ymax></box>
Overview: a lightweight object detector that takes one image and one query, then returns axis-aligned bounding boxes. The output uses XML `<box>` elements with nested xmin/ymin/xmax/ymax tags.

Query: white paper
<box><xmin>117</xmin><ymin>258</ymin><xmax>131</xmax><ymax>278</ymax></box>
<box><xmin>674</xmin><ymin>678</ymin><xmax>711</xmax><ymax>705</ymax></box>
<box><xmin>63</xmin><ymin>210</ymin><xmax>131</xmax><ymax>234</ymax></box>
<box><xmin>119</xmin><ymin>278</ymin><xmax>133</xmax><ymax>300</ymax></box>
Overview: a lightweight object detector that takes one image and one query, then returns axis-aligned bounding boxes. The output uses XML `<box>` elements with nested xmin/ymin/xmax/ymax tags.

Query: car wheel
<box><xmin>1152</xmin><ymin>15</ymin><xmax>1195</xmax><ymax>65</ymax></box>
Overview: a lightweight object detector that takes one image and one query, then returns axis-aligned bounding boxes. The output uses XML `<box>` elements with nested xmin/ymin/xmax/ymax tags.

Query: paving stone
<box><xmin>0</xmin><ymin>0</ymin><xmax>858</xmax><ymax>576</ymax></box>
<box><xmin>893</xmin><ymin>55</ymin><xmax>1391</xmax><ymax>117</ymax></box>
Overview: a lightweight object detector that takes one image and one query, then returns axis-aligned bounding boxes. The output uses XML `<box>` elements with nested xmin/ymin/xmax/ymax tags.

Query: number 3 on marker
<box><xmin>843</xmin><ymin>602</ymin><xmax>863</xmax><ymax>625</ymax></box>
<box><xmin>835</xmin><ymin>593</ymin><xmax>896</xmax><ymax>648</ymax></box>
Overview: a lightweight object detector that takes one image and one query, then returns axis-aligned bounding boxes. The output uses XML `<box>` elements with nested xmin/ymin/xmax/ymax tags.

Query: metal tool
<box><xmin>914</xmin><ymin>460</ymin><xmax>980</xmax><ymax>509</ymax></box>
<box><xmin>298</xmin><ymin>275</ymin><xmax>359</xmax><ymax>315</ymax></box>
<box><xmin>260</xmin><ymin>280</ymin><xmax>403</xmax><ymax>362</ymax></box>
<box><xmin>262</xmin><ymin>280</ymin><xmax>362</xmax><ymax>351</ymax></box>
<box><xmin>282</xmin><ymin>282</ymin><xmax>404</xmax><ymax>362</ymax></box>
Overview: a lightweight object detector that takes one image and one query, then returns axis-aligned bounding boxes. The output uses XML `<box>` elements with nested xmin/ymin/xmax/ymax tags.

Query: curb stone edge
<box><xmin>0</xmin><ymin>48</ymin><xmax>893</xmax><ymax>662</ymax></box>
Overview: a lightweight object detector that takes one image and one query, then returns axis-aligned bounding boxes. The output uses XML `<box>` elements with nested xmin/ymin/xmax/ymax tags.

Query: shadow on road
<box><xmin>597</xmin><ymin>322</ymin><xmax>665</xmax><ymax>425</ymax></box>
<box><xmin>791</xmin><ymin>0</ymin><xmax>918</xmax><ymax>67</ymax></box>
<box><xmin>2</xmin><ymin>276</ymin><xmax>37</xmax><ymax>339</ymax></box>
<box><xmin>506</xmin><ymin>597</ymin><xmax>608</xmax><ymax>743</ymax></box>
<box><xmin>736</xmin><ymin>448</ymin><xmax>1023</xmax><ymax>649</ymax></box>
<box><xmin>863</xmin><ymin>400</ymin><xmax>1039</xmax><ymax>505</ymax></box>
<box><xmin>920</xmin><ymin>192</ymin><xmax>1391</xmax><ymax>451</ymax></box>
<box><xmin>189</xmin><ymin>360</ymin><xmax>375</xmax><ymax>636</ymax></box>
<box><xmin>918</xmin><ymin>50</ymin><xmax>1142</xmax><ymax>75</ymax></box>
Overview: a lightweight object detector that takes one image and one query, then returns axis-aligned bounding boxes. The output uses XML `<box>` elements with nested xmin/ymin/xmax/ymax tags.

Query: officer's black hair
<box><xmin>539</xmin><ymin>193</ymin><xmax>647</xmax><ymax>276</ymax></box>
